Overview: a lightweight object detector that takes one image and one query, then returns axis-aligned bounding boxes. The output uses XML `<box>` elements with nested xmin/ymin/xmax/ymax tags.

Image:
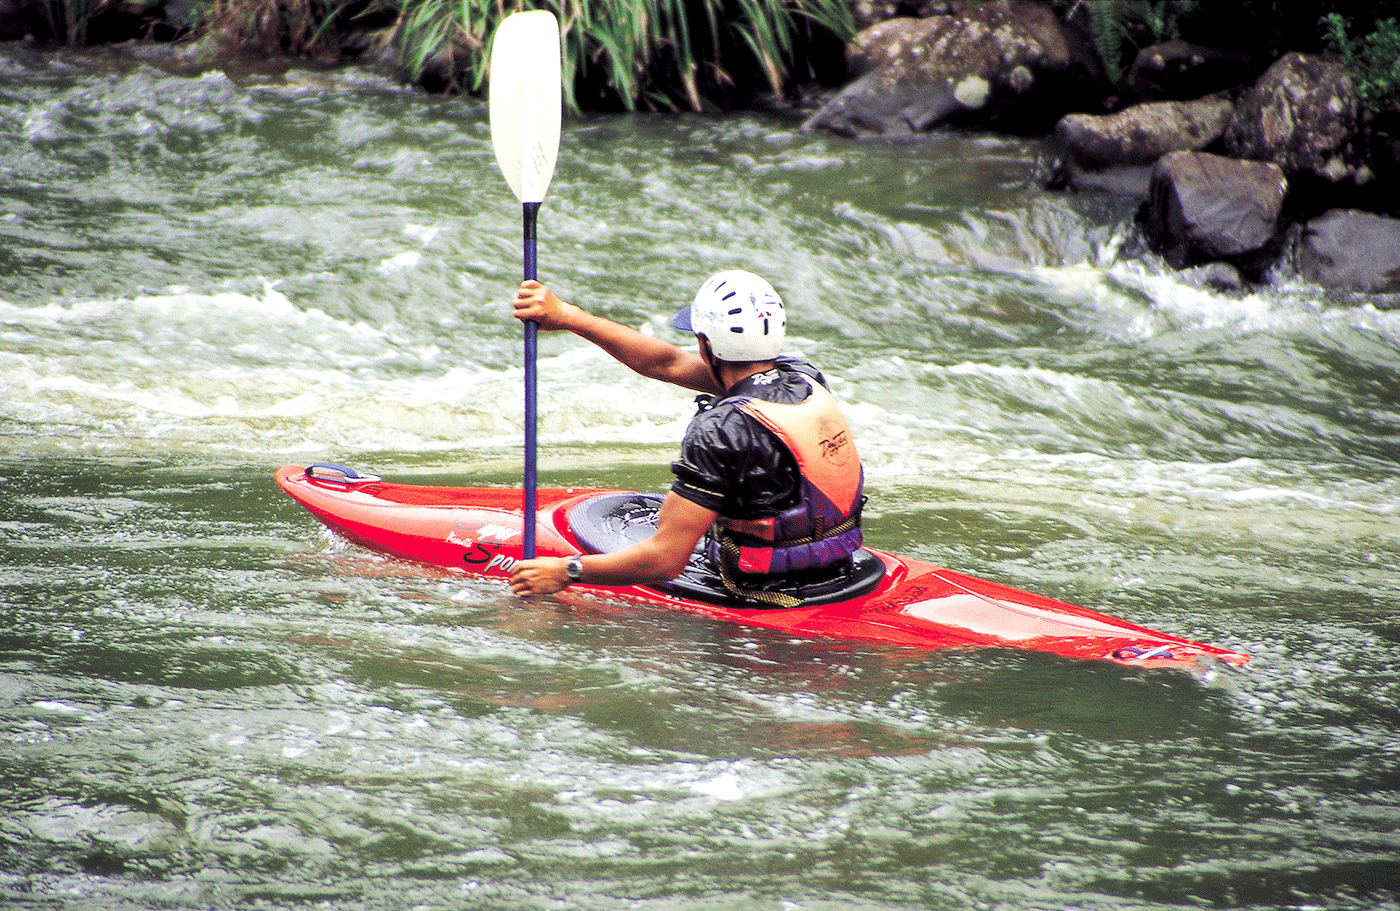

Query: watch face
<box><xmin>567</xmin><ymin>558</ymin><xmax>583</xmax><ymax>581</ymax></box>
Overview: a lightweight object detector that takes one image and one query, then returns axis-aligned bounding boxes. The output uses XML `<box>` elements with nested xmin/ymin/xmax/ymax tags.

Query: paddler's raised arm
<box><xmin>513</xmin><ymin>280</ymin><xmax>721</xmax><ymax>394</ymax></box>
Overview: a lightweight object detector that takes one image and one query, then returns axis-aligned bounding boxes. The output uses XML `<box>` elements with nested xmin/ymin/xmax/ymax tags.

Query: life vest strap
<box><xmin>712</xmin><ymin>535</ymin><xmax>805</xmax><ymax>608</ymax></box>
<box><xmin>718</xmin><ymin>497</ymin><xmax>864</xmax><ymax>548</ymax></box>
<box><xmin>710</xmin><ymin>497</ymin><xmax>866</xmax><ymax>608</ymax></box>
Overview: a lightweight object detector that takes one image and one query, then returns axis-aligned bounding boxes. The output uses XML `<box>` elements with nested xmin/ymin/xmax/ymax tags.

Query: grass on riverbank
<box><xmin>193</xmin><ymin>0</ymin><xmax>854</xmax><ymax>111</ymax></box>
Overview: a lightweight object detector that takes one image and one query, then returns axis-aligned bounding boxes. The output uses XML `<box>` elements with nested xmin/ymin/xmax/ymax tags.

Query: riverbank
<box><xmin>799</xmin><ymin>3</ymin><xmax>1400</xmax><ymax>300</ymax></box>
<box><xmin>6</xmin><ymin>0</ymin><xmax>1398</xmax><ymax>300</ymax></box>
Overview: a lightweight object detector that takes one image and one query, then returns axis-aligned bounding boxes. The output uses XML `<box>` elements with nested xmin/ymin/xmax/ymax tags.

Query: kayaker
<box><xmin>508</xmin><ymin>270</ymin><xmax>864</xmax><ymax>601</ymax></box>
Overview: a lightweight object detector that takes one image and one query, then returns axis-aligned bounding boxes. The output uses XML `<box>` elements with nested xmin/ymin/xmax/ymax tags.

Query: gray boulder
<box><xmin>802</xmin><ymin>1</ymin><xmax>1085</xmax><ymax>137</ymax></box>
<box><xmin>1224</xmin><ymin>52</ymin><xmax>1367</xmax><ymax>183</ymax></box>
<box><xmin>1293</xmin><ymin>209</ymin><xmax>1400</xmax><ymax>294</ymax></box>
<box><xmin>1054</xmin><ymin>96</ymin><xmax>1233</xmax><ymax>169</ymax></box>
<box><xmin>1124</xmin><ymin>40</ymin><xmax>1268</xmax><ymax>102</ymax></box>
<box><xmin>852</xmin><ymin>1</ymin><xmax>951</xmax><ymax>31</ymax></box>
<box><xmin>1046</xmin><ymin>95</ymin><xmax>1233</xmax><ymax>195</ymax></box>
<box><xmin>1144</xmin><ymin>151</ymin><xmax>1289</xmax><ymax>271</ymax></box>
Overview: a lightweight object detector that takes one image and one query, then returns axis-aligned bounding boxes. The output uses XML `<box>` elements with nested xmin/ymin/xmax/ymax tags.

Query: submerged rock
<box><xmin>1179</xmin><ymin>261</ymin><xmax>1248</xmax><ymax>293</ymax></box>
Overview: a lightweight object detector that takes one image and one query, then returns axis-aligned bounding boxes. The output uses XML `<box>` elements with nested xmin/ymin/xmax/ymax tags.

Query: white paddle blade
<box><xmin>489</xmin><ymin>10</ymin><xmax>562</xmax><ymax>204</ymax></box>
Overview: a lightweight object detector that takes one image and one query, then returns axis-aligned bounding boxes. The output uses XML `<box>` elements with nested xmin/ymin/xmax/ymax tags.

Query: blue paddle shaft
<box><xmin>522</xmin><ymin>201</ymin><xmax>541</xmax><ymax>559</ymax></box>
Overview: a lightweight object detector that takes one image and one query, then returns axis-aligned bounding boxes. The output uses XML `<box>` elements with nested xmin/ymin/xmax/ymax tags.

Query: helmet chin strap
<box><xmin>697</xmin><ymin>336</ymin><xmax>727</xmax><ymax>391</ymax></box>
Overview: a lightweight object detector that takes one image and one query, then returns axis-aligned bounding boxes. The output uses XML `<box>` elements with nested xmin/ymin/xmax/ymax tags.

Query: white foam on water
<box><xmin>1033</xmin><ymin>252</ymin><xmax>1400</xmax><ymax>345</ymax></box>
<box><xmin>1</xmin><ymin>284</ymin><xmax>701</xmax><ymax>457</ymax></box>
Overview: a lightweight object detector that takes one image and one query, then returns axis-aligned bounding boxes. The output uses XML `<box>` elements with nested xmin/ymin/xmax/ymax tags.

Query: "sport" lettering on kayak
<box><xmin>485</xmin><ymin>553</ymin><xmax>517</xmax><ymax>573</ymax></box>
<box><xmin>450</xmin><ymin>520</ymin><xmax>522</xmax><ymax>573</ymax></box>
<box><xmin>459</xmin><ymin>539</ymin><xmax>518</xmax><ymax>574</ymax></box>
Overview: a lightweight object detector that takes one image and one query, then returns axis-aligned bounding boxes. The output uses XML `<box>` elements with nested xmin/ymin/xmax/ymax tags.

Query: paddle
<box><xmin>489</xmin><ymin>9</ymin><xmax>562</xmax><ymax>560</ymax></box>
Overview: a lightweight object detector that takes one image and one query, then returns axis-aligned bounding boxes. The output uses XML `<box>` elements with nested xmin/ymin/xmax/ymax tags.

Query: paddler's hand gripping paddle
<box><xmin>489</xmin><ymin>10</ymin><xmax>561</xmax><ymax>560</ymax></box>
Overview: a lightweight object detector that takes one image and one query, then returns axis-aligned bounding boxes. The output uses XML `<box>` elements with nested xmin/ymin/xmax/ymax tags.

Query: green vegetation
<box><xmin>194</xmin><ymin>0</ymin><xmax>853</xmax><ymax>112</ymax></box>
<box><xmin>1069</xmin><ymin>0</ymin><xmax>1199</xmax><ymax>85</ymax></box>
<box><xmin>1322</xmin><ymin>12</ymin><xmax>1400</xmax><ymax>115</ymax></box>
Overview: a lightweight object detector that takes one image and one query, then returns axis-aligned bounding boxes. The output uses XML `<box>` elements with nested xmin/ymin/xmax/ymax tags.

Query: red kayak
<box><xmin>276</xmin><ymin>464</ymin><xmax>1249</xmax><ymax>672</ymax></box>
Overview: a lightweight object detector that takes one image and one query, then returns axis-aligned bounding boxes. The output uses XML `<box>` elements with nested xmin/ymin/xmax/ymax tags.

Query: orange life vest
<box><xmin>710</xmin><ymin>374</ymin><xmax>864</xmax><ymax>576</ymax></box>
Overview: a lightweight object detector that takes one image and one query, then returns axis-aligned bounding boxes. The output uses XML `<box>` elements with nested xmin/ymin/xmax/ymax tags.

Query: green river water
<box><xmin>1</xmin><ymin>48</ymin><xmax>1398</xmax><ymax>910</ymax></box>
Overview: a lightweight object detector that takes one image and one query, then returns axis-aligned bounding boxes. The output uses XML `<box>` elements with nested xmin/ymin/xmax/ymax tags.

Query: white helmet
<box><xmin>673</xmin><ymin>270</ymin><xmax>786</xmax><ymax>362</ymax></box>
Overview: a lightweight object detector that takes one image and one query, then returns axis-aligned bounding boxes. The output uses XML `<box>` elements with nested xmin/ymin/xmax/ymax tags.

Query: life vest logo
<box><xmin>818</xmin><ymin>417</ymin><xmax>853</xmax><ymax>465</ymax></box>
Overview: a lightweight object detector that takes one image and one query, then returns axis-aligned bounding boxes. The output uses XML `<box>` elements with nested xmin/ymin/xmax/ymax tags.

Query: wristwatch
<box><xmin>565</xmin><ymin>556</ymin><xmax>584</xmax><ymax>584</ymax></box>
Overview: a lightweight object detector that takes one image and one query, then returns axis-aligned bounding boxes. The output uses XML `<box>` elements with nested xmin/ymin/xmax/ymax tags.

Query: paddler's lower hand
<box><xmin>513</xmin><ymin>280</ymin><xmax>579</xmax><ymax>331</ymax></box>
<box><xmin>509</xmin><ymin>557</ymin><xmax>571</xmax><ymax>596</ymax></box>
